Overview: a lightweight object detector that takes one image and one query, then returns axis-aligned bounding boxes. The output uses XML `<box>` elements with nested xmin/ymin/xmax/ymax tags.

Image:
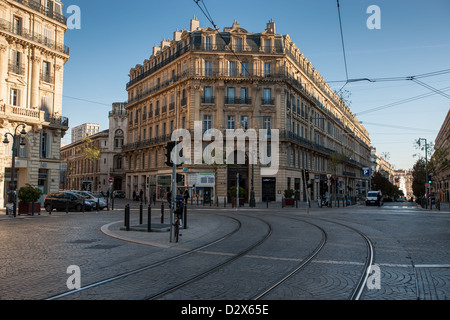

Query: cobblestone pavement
<box><xmin>0</xmin><ymin>200</ymin><xmax>448</xmax><ymax>301</ymax></box>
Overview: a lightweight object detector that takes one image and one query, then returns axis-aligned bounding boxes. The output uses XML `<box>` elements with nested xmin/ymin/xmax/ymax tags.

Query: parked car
<box><xmin>366</xmin><ymin>191</ymin><xmax>383</xmax><ymax>206</ymax></box>
<box><xmin>113</xmin><ymin>190</ymin><xmax>125</xmax><ymax>199</ymax></box>
<box><xmin>72</xmin><ymin>191</ymin><xmax>107</xmax><ymax>210</ymax></box>
<box><xmin>44</xmin><ymin>192</ymin><xmax>96</xmax><ymax>212</ymax></box>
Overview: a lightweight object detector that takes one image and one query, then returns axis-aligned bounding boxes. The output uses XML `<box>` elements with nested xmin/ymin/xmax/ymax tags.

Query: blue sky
<box><xmin>61</xmin><ymin>0</ymin><xmax>450</xmax><ymax>170</ymax></box>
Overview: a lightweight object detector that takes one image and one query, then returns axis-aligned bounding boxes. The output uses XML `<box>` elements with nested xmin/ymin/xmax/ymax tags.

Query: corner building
<box><xmin>124</xmin><ymin>18</ymin><xmax>371</xmax><ymax>204</ymax></box>
<box><xmin>0</xmin><ymin>0</ymin><xmax>69</xmax><ymax>206</ymax></box>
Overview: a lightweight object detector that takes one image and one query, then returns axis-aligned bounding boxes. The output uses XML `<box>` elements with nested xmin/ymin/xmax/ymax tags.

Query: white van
<box><xmin>366</xmin><ymin>191</ymin><xmax>382</xmax><ymax>206</ymax></box>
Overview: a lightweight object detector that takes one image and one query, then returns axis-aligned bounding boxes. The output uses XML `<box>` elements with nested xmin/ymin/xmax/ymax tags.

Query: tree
<box><xmin>412</xmin><ymin>158</ymin><xmax>426</xmax><ymax>199</ymax></box>
<box><xmin>371</xmin><ymin>172</ymin><xmax>403</xmax><ymax>198</ymax></box>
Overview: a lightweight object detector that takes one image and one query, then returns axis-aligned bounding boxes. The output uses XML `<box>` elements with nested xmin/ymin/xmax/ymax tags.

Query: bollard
<box><xmin>31</xmin><ymin>201</ymin><xmax>35</xmax><ymax>216</ymax></box>
<box><xmin>97</xmin><ymin>198</ymin><xmax>99</xmax><ymax>213</ymax></box>
<box><xmin>82</xmin><ymin>199</ymin><xmax>85</xmax><ymax>213</ymax></box>
<box><xmin>124</xmin><ymin>204</ymin><xmax>130</xmax><ymax>231</ymax></box>
<box><xmin>217</xmin><ymin>197</ymin><xmax>219</xmax><ymax>207</ymax></box>
<box><xmin>161</xmin><ymin>203</ymin><xmax>164</xmax><ymax>223</ymax></box>
<box><xmin>183</xmin><ymin>203</ymin><xmax>187</xmax><ymax>229</ymax></box>
<box><xmin>111</xmin><ymin>197</ymin><xmax>115</xmax><ymax>211</ymax></box>
<box><xmin>147</xmin><ymin>204</ymin><xmax>152</xmax><ymax>232</ymax></box>
<box><xmin>266</xmin><ymin>197</ymin><xmax>269</xmax><ymax>209</ymax></box>
<box><xmin>139</xmin><ymin>202</ymin><xmax>143</xmax><ymax>225</ymax></box>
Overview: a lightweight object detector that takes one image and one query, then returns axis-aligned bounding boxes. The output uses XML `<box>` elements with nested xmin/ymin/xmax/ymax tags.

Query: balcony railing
<box><xmin>8</xmin><ymin>63</ymin><xmax>24</xmax><ymax>75</ymax></box>
<box><xmin>13</xmin><ymin>0</ymin><xmax>67</xmax><ymax>25</ymax></box>
<box><xmin>0</xmin><ymin>17</ymin><xmax>69</xmax><ymax>55</ymax></box>
<box><xmin>224</xmin><ymin>96</ymin><xmax>252</xmax><ymax>105</ymax></box>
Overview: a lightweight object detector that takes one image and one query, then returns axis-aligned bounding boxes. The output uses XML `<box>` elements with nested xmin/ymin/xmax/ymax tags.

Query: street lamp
<box><xmin>3</xmin><ymin>124</ymin><xmax>27</xmax><ymax>217</ymax></box>
<box><xmin>417</xmin><ymin>138</ymin><xmax>428</xmax><ymax>208</ymax></box>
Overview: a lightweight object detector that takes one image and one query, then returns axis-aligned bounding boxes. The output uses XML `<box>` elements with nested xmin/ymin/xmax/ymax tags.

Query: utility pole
<box><xmin>418</xmin><ymin>138</ymin><xmax>428</xmax><ymax>209</ymax></box>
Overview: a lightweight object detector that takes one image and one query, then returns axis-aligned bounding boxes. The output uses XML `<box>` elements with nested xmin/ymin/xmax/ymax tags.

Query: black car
<box><xmin>44</xmin><ymin>192</ymin><xmax>96</xmax><ymax>212</ymax></box>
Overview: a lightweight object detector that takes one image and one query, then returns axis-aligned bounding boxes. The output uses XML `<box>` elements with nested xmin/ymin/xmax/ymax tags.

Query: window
<box><xmin>241</xmin><ymin>62</ymin><xmax>249</xmax><ymax>77</ymax></box>
<box><xmin>264</xmin><ymin>63</ymin><xmax>271</xmax><ymax>77</ymax></box>
<box><xmin>10</xmin><ymin>50</ymin><xmax>21</xmax><ymax>74</ymax></box>
<box><xmin>43</xmin><ymin>28</ymin><xmax>52</xmax><ymax>47</ymax></box>
<box><xmin>240</xmin><ymin>88</ymin><xmax>249</xmax><ymax>104</ymax></box>
<box><xmin>241</xmin><ymin>116</ymin><xmax>249</xmax><ymax>130</ymax></box>
<box><xmin>204</xmin><ymin>86</ymin><xmax>212</xmax><ymax>103</ymax></box>
<box><xmin>42</xmin><ymin>61</ymin><xmax>52</xmax><ymax>83</ymax></box>
<box><xmin>227</xmin><ymin>116</ymin><xmax>235</xmax><ymax>130</ymax></box>
<box><xmin>228</xmin><ymin>61</ymin><xmax>237</xmax><ymax>77</ymax></box>
<box><xmin>205</xmin><ymin>36</ymin><xmax>212</xmax><ymax>50</ymax></box>
<box><xmin>263</xmin><ymin>117</ymin><xmax>272</xmax><ymax>138</ymax></box>
<box><xmin>38</xmin><ymin>169</ymin><xmax>48</xmax><ymax>195</ymax></box>
<box><xmin>13</xmin><ymin>16</ymin><xmax>22</xmax><ymax>35</ymax></box>
<box><xmin>263</xmin><ymin>88</ymin><xmax>272</xmax><ymax>105</ymax></box>
<box><xmin>181</xmin><ymin>117</ymin><xmax>186</xmax><ymax>129</ymax></box>
<box><xmin>40</xmin><ymin>132</ymin><xmax>50</xmax><ymax>159</ymax></box>
<box><xmin>234</xmin><ymin>37</ymin><xmax>242</xmax><ymax>52</ymax></box>
<box><xmin>203</xmin><ymin>115</ymin><xmax>212</xmax><ymax>133</ymax></box>
<box><xmin>226</xmin><ymin>87</ymin><xmax>235</xmax><ymax>104</ymax></box>
<box><xmin>10</xmin><ymin>89</ymin><xmax>20</xmax><ymax>106</ymax></box>
<box><xmin>204</xmin><ymin>61</ymin><xmax>212</xmax><ymax>76</ymax></box>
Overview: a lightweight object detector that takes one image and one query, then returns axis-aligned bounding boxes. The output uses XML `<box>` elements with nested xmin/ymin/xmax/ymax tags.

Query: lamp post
<box><xmin>3</xmin><ymin>124</ymin><xmax>27</xmax><ymax>217</ymax></box>
<box><xmin>417</xmin><ymin>138</ymin><xmax>428</xmax><ymax>208</ymax></box>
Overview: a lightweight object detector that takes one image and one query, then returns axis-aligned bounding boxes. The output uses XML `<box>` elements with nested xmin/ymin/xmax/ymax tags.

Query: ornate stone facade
<box><xmin>0</xmin><ymin>0</ymin><xmax>69</xmax><ymax>207</ymax></box>
<box><xmin>124</xmin><ymin>18</ymin><xmax>371</xmax><ymax>203</ymax></box>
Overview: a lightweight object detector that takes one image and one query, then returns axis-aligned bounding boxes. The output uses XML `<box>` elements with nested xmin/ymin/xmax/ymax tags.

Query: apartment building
<box><xmin>124</xmin><ymin>18</ymin><xmax>371</xmax><ymax>203</ymax></box>
<box><xmin>434</xmin><ymin>109</ymin><xmax>450</xmax><ymax>202</ymax></box>
<box><xmin>71</xmin><ymin>123</ymin><xmax>100</xmax><ymax>143</ymax></box>
<box><xmin>0</xmin><ymin>0</ymin><xmax>69</xmax><ymax>206</ymax></box>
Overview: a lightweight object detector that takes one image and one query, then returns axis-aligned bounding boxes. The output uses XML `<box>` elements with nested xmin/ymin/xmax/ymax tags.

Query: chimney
<box><xmin>173</xmin><ymin>28</ymin><xmax>182</xmax><ymax>42</ymax></box>
<box><xmin>152</xmin><ymin>44</ymin><xmax>161</xmax><ymax>56</ymax></box>
<box><xmin>266</xmin><ymin>19</ymin><xmax>276</xmax><ymax>33</ymax></box>
<box><xmin>190</xmin><ymin>16</ymin><xmax>200</xmax><ymax>31</ymax></box>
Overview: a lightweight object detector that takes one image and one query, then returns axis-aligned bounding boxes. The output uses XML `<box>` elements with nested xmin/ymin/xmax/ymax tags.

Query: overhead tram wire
<box><xmin>355</xmin><ymin>86</ymin><xmax>450</xmax><ymax>116</ymax></box>
<box><xmin>336</xmin><ymin>0</ymin><xmax>349</xmax><ymax>93</ymax></box>
<box><xmin>193</xmin><ymin>0</ymin><xmax>252</xmax><ymax>78</ymax></box>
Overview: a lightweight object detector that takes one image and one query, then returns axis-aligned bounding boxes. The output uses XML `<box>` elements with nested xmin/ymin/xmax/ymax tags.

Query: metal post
<box><xmin>147</xmin><ymin>204</ymin><xmax>151</xmax><ymax>232</ymax></box>
<box><xmin>161</xmin><ymin>203</ymin><xmax>164</xmax><ymax>223</ymax></box>
<box><xmin>111</xmin><ymin>197</ymin><xmax>114</xmax><ymax>211</ymax></box>
<box><xmin>125</xmin><ymin>204</ymin><xmax>130</xmax><ymax>231</ymax></box>
<box><xmin>139</xmin><ymin>202</ymin><xmax>143</xmax><ymax>225</ymax></box>
<box><xmin>183</xmin><ymin>203</ymin><xmax>187</xmax><ymax>229</ymax></box>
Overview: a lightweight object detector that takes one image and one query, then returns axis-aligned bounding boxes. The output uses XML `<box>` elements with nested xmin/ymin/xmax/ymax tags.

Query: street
<box><xmin>0</xmin><ymin>200</ymin><xmax>449</xmax><ymax>301</ymax></box>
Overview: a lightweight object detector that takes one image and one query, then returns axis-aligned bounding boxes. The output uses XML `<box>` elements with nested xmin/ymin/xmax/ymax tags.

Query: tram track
<box><xmin>46</xmin><ymin>211</ymin><xmax>374</xmax><ymax>301</ymax></box>
<box><xmin>264</xmin><ymin>214</ymin><xmax>375</xmax><ymax>301</ymax></box>
<box><xmin>46</xmin><ymin>213</ymin><xmax>243</xmax><ymax>300</ymax></box>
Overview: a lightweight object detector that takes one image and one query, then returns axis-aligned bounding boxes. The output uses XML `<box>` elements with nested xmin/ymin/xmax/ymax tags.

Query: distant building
<box><xmin>394</xmin><ymin>170</ymin><xmax>413</xmax><ymax>199</ymax></box>
<box><xmin>61</xmin><ymin>103</ymin><xmax>127</xmax><ymax>193</ymax></box>
<box><xmin>71</xmin><ymin>123</ymin><xmax>100</xmax><ymax>143</ymax></box>
<box><xmin>434</xmin><ymin>109</ymin><xmax>450</xmax><ymax>202</ymax></box>
<box><xmin>370</xmin><ymin>147</ymin><xmax>394</xmax><ymax>183</ymax></box>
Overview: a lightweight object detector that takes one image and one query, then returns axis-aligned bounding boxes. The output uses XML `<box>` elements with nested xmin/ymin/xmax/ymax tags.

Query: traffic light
<box><xmin>165</xmin><ymin>141</ymin><xmax>176</xmax><ymax>167</ymax></box>
<box><xmin>176</xmin><ymin>173</ymin><xmax>185</xmax><ymax>184</ymax></box>
<box><xmin>428</xmin><ymin>174</ymin><xmax>432</xmax><ymax>184</ymax></box>
<box><xmin>165</xmin><ymin>141</ymin><xmax>184</xmax><ymax>167</ymax></box>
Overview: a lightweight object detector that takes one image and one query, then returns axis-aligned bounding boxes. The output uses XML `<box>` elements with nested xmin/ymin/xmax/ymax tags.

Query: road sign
<box><xmin>109</xmin><ymin>178</ymin><xmax>114</xmax><ymax>184</ymax></box>
<box><xmin>363</xmin><ymin>168</ymin><xmax>370</xmax><ymax>177</ymax></box>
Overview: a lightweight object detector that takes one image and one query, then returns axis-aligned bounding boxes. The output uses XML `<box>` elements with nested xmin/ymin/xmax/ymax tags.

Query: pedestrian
<box><xmin>133</xmin><ymin>190</ymin><xmax>136</xmax><ymax>201</ymax></box>
<box><xmin>173</xmin><ymin>216</ymin><xmax>181</xmax><ymax>242</ymax></box>
<box><xmin>183</xmin><ymin>189</ymin><xmax>189</xmax><ymax>204</ymax></box>
<box><xmin>139</xmin><ymin>189</ymin><xmax>144</xmax><ymax>202</ymax></box>
<box><xmin>377</xmin><ymin>192</ymin><xmax>381</xmax><ymax>207</ymax></box>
